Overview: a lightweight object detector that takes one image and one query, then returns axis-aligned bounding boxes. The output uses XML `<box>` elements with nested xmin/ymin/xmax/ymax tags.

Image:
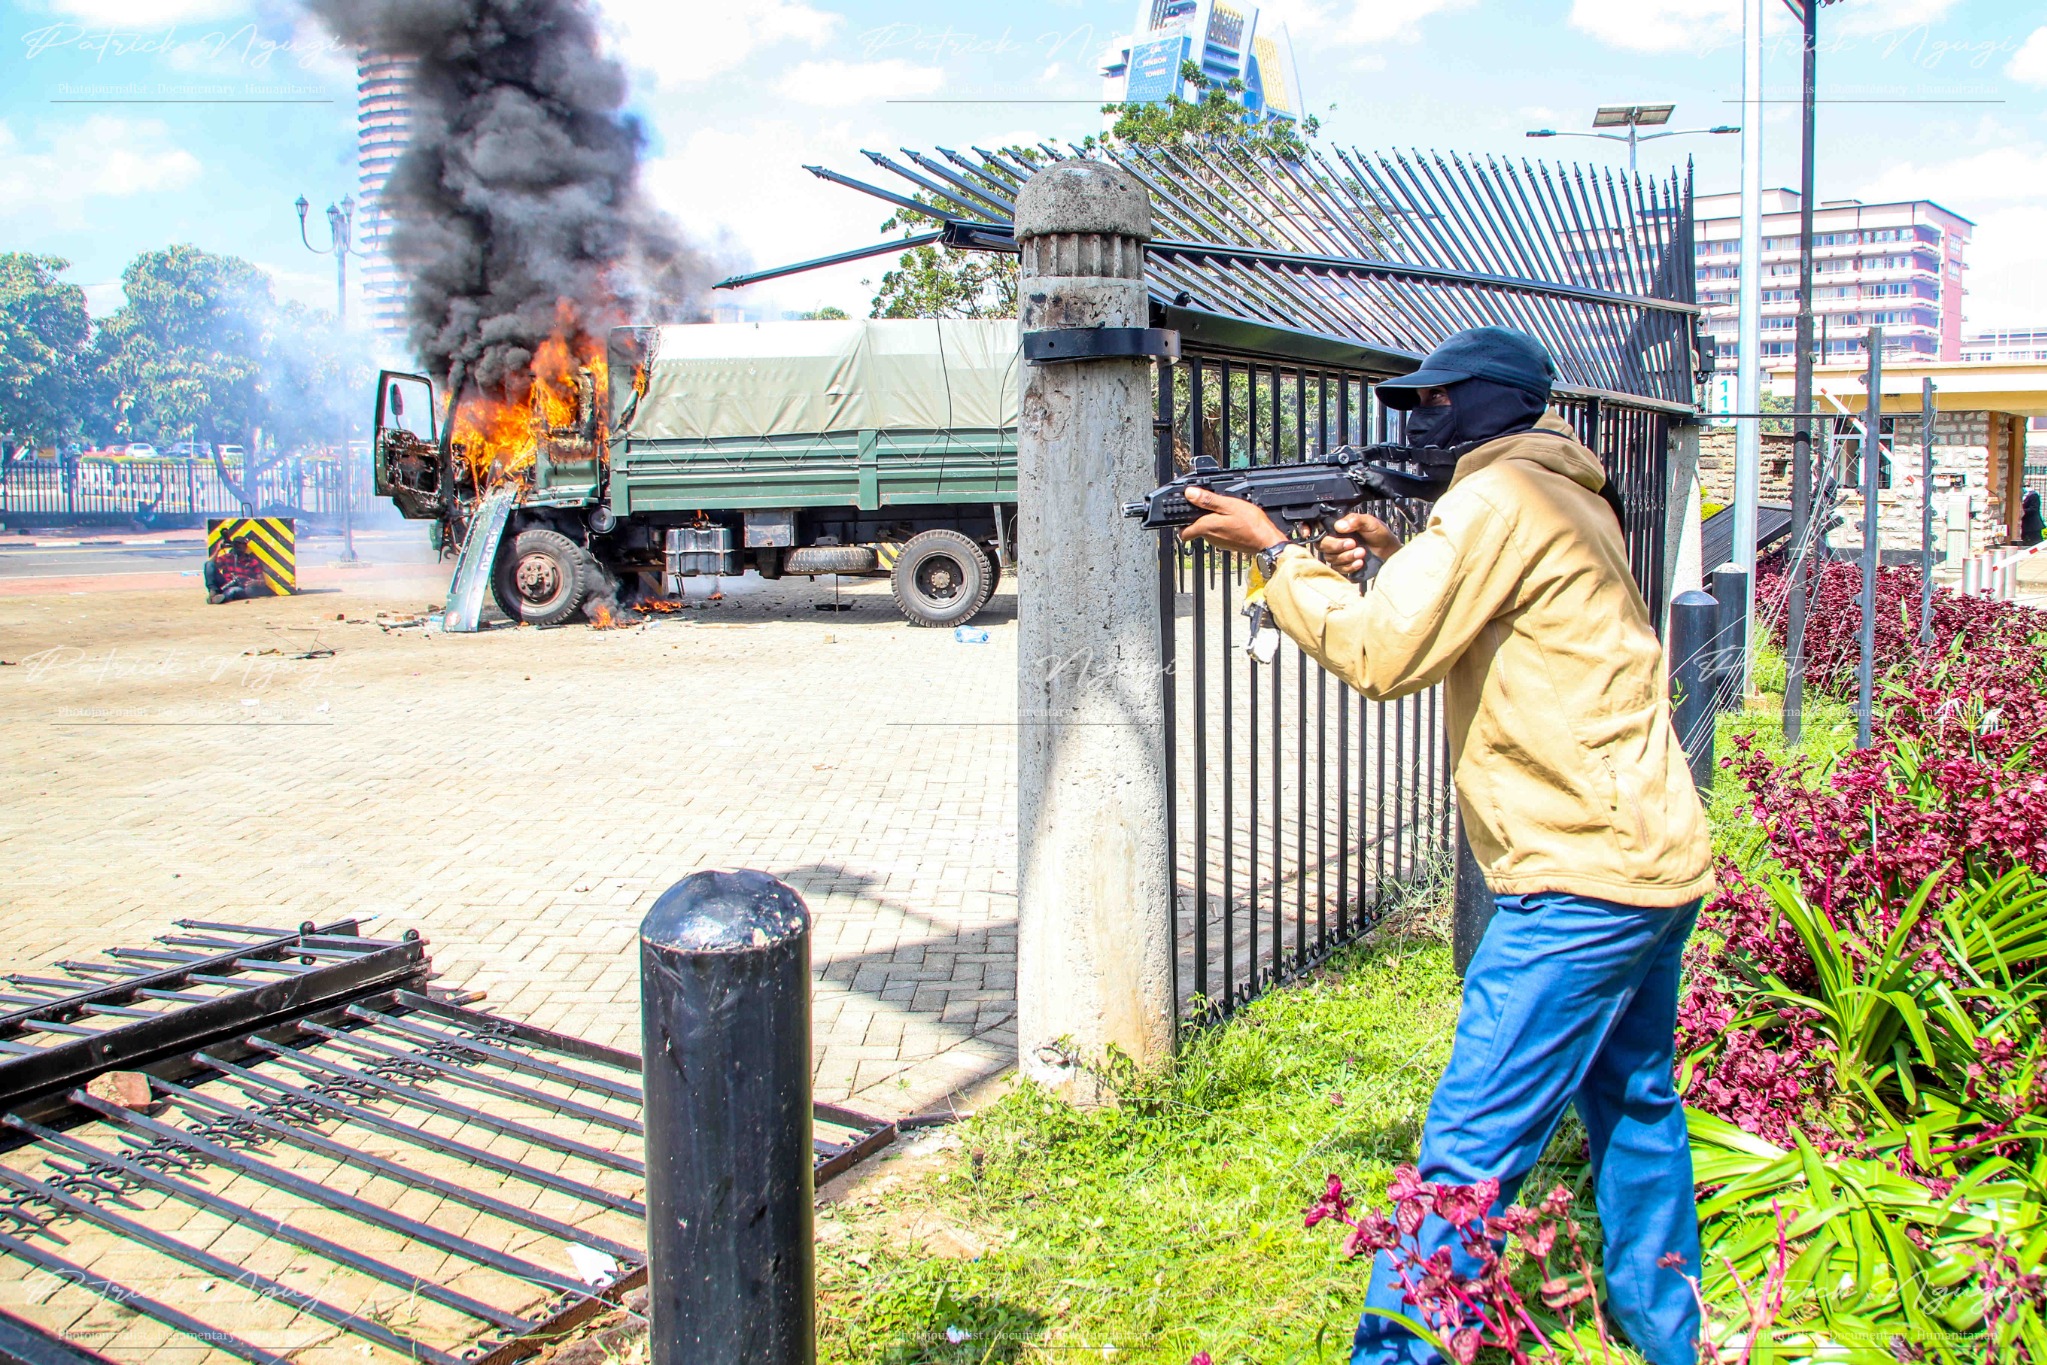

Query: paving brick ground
<box><xmin>0</xmin><ymin>544</ymin><xmax>1018</xmax><ymax>1119</ymax></box>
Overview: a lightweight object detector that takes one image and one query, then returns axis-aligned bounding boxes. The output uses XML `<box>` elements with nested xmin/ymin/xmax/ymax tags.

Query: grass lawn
<box><xmin>817</xmin><ymin>935</ymin><xmax>1468</xmax><ymax>1364</ymax></box>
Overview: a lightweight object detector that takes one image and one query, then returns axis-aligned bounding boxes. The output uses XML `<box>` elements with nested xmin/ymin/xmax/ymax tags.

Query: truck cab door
<box><xmin>374</xmin><ymin>371</ymin><xmax>444</xmax><ymax>519</ymax></box>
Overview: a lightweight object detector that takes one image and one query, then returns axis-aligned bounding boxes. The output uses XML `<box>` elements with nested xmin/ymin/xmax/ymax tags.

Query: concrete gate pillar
<box><xmin>1013</xmin><ymin>161</ymin><xmax>1174</xmax><ymax>1099</ymax></box>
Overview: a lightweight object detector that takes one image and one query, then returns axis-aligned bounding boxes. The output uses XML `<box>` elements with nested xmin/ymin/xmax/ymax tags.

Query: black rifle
<box><xmin>1124</xmin><ymin>441</ymin><xmax>1467</xmax><ymax>663</ymax></box>
<box><xmin>1121</xmin><ymin>441</ymin><xmax>1465</xmax><ymax>536</ymax></box>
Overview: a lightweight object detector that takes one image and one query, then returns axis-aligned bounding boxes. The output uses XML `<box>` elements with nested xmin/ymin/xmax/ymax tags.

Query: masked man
<box><xmin>1180</xmin><ymin>327</ymin><xmax>1713</xmax><ymax>1365</ymax></box>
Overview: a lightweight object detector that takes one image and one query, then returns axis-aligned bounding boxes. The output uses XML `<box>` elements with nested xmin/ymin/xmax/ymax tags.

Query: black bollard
<box><xmin>1669</xmin><ymin>589</ymin><xmax>1719</xmax><ymax>793</ymax></box>
<box><xmin>1708</xmin><ymin>565</ymin><xmax>1749</xmax><ymax>713</ymax></box>
<box><xmin>641</xmin><ymin>869</ymin><xmax>814</xmax><ymax>1365</ymax></box>
<box><xmin>1451</xmin><ymin>824</ymin><xmax>1495</xmax><ymax>976</ymax></box>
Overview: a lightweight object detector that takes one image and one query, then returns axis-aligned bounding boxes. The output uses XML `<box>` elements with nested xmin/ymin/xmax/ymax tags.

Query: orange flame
<box><xmin>449</xmin><ymin>300</ymin><xmax>611</xmax><ymax>495</ymax></box>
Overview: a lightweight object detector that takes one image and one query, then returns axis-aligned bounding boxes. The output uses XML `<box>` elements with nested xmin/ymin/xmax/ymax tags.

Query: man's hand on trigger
<box><xmin>1319</xmin><ymin>512</ymin><xmax>1402</xmax><ymax>576</ymax></box>
<box><xmin>1179</xmin><ymin>486</ymin><xmax>1287</xmax><ymax>554</ymax></box>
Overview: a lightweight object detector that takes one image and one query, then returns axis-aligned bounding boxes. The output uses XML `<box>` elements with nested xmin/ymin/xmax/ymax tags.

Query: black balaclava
<box><xmin>1402</xmin><ymin>376</ymin><xmax>1548</xmax><ymax>449</ymax></box>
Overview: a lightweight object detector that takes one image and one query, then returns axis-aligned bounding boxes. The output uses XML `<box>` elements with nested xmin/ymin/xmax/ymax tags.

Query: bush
<box><xmin>1674</xmin><ymin>559</ymin><xmax>2047</xmax><ymax>1354</ymax></box>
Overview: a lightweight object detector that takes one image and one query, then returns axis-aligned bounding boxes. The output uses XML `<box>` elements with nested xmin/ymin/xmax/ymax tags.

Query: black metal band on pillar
<box><xmin>641</xmin><ymin>870</ymin><xmax>816</xmax><ymax>1365</ymax></box>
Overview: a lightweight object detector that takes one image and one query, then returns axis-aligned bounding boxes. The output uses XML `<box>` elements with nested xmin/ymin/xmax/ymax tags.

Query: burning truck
<box><xmin>373</xmin><ymin>318</ymin><xmax>1019</xmax><ymax>628</ymax></box>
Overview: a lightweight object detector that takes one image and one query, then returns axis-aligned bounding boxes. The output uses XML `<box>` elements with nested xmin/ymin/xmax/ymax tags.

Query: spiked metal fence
<box><xmin>739</xmin><ymin>142</ymin><xmax>1698</xmax><ymax>412</ymax></box>
<box><xmin>753</xmin><ymin>140</ymin><xmax>1701</xmax><ymax>1023</ymax></box>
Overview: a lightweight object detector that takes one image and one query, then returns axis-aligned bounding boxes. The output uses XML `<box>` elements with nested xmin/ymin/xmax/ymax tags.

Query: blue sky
<box><xmin>3</xmin><ymin>0</ymin><xmax>2043</xmax><ymax>347</ymax></box>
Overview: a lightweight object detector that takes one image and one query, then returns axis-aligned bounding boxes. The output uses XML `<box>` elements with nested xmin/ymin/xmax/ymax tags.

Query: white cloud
<box><xmin>1860</xmin><ymin>145</ymin><xmax>2047</xmax><ymax>208</ymax></box>
<box><xmin>596</xmin><ymin>0</ymin><xmax>841</xmax><ymax>87</ymax></box>
<box><xmin>1826</xmin><ymin>0</ymin><xmax>1962</xmax><ymax>38</ymax></box>
<box><xmin>2010</xmin><ymin>25</ymin><xmax>2047</xmax><ymax>86</ymax></box>
<box><xmin>1958</xmin><ymin>205</ymin><xmax>2047</xmax><ymax>331</ymax></box>
<box><xmin>1568</xmin><ymin>0</ymin><xmax>1742</xmax><ymax>54</ymax></box>
<box><xmin>1261</xmin><ymin>0</ymin><xmax>1473</xmax><ymax>45</ymax></box>
<box><xmin>772</xmin><ymin>58</ymin><xmax>944</xmax><ymax>108</ymax></box>
<box><xmin>642</xmin><ymin>119</ymin><xmax>882</xmax><ymax>315</ymax></box>
<box><xmin>45</xmin><ymin>0</ymin><xmax>245</xmax><ymax>21</ymax></box>
<box><xmin>1855</xmin><ymin>143</ymin><xmax>2047</xmax><ymax>333</ymax></box>
<box><xmin>0</xmin><ymin>117</ymin><xmax>202</xmax><ymax>223</ymax></box>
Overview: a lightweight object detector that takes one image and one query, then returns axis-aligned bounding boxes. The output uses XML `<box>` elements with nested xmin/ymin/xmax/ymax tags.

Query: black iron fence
<box><xmin>1158</xmin><ymin>349</ymin><xmax>1672</xmax><ymax>1024</ymax></box>
<box><xmin>0</xmin><ymin>455</ymin><xmax>368</xmax><ymax>526</ymax></box>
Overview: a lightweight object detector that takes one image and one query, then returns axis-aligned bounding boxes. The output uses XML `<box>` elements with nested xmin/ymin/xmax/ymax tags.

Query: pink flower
<box><xmin>1303</xmin><ymin>1174</ymin><xmax>1350</xmax><ymax>1229</ymax></box>
<box><xmin>1432</xmin><ymin>1178</ymin><xmax>1499</xmax><ymax>1229</ymax></box>
<box><xmin>1188</xmin><ymin>1354</ymin><xmax>1213</xmax><ymax>1365</ymax></box>
<box><xmin>1343</xmin><ymin>1213</ymin><xmax>1399</xmax><ymax>1258</ymax></box>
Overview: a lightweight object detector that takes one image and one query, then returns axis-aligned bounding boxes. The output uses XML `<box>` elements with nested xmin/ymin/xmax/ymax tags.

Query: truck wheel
<box><xmin>982</xmin><ymin>545</ymin><xmax>1003</xmax><ymax>594</ymax></box>
<box><xmin>891</xmin><ymin>529</ymin><xmax>992</xmax><ymax>628</ymax></box>
<box><xmin>492</xmin><ymin>527</ymin><xmax>588</xmax><ymax>627</ymax></box>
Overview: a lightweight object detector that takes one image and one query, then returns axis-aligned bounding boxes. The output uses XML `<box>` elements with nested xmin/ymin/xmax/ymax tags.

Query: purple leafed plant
<box><xmin>1303</xmin><ymin>1169</ymin><xmax>1609</xmax><ymax>1364</ymax></box>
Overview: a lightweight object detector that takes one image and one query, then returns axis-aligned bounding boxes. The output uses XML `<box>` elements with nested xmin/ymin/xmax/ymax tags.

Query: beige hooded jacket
<box><xmin>1262</xmin><ymin>413</ymin><xmax>1714</xmax><ymax>906</ymax></box>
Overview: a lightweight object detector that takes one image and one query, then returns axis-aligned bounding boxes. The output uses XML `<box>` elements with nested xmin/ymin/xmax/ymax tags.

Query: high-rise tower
<box><xmin>356</xmin><ymin>51</ymin><xmax>415</xmax><ymax>340</ymax></box>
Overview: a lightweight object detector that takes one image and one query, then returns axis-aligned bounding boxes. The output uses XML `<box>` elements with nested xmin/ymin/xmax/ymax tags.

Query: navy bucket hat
<box><xmin>1377</xmin><ymin>326</ymin><xmax>1557</xmax><ymax>409</ymax></box>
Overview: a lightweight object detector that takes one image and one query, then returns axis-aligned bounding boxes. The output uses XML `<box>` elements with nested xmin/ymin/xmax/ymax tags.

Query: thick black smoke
<box><xmin>303</xmin><ymin>0</ymin><xmax>711</xmax><ymax>394</ymax></box>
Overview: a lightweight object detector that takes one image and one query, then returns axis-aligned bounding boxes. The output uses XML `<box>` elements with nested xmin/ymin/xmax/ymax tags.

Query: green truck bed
<box><xmin>610</xmin><ymin>428</ymin><xmax>1014</xmax><ymax>514</ymax></box>
<box><xmin>599</xmin><ymin>319</ymin><xmax>1020</xmax><ymax>514</ymax></box>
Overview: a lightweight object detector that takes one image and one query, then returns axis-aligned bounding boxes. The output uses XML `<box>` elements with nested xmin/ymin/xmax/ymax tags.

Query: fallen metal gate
<box><xmin>0</xmin><ymin>921</ymin><xmax>891</xmax><ymax>1365</ymax></box>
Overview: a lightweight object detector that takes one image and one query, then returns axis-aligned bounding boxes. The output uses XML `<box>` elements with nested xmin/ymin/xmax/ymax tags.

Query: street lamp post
<box><xmin>295</xmin><ymin>194</ymin><xmax>370</xmax><ymax>563</ymax></box>
<box><xmin>1525</xmin><ymin>104</ymin><xmax>1739</xmax><ymax>173</ymax></box>
<box><xmin>1780</xmin><ymin>0</ymin><xmax>1843</xmax><ymax>743</ymax></box>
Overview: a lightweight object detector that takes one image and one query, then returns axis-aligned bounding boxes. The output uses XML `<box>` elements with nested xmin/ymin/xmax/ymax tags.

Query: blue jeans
<box><xmin>1352</xmin><ymin>891</ymin><xmax>1702</xmax><ymax>1365</ymax></box>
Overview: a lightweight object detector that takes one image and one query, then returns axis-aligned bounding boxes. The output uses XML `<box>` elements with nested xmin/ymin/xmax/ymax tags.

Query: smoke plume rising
<box><xmin>302</xmin><ymin>0</ymin><xmax>711</xmax><ymax>395</ymax></box>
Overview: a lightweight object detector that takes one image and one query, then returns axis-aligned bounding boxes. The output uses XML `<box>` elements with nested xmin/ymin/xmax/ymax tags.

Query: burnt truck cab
<box><xmin>374</xmin><ymin>318</ymin><xmax>1019</xmax><ymax>628</ymax></box>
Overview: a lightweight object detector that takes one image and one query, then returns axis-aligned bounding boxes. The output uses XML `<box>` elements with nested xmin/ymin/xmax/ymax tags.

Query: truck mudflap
<box><xmin>442</xmin><ymin>486</ymin><xmax>518</xmax><ymax>632</ymax></box>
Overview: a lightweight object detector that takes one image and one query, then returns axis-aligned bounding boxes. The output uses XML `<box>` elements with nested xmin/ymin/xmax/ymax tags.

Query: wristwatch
<box><xmin>1255</xmin><ymin>541</ymin><xmax>1293</xmax><ymax>579</ymax></box>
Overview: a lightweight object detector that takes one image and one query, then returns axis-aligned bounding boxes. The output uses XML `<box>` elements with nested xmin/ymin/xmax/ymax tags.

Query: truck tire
<box><xmin>492</xmin><ymin>526</ymin><xmax>588</xmax><ymax>627</ymax></box>
<box><xmin>981</xmin><ymin>545</ymin><xmax>1003</xmax><ymax>594</ymax></box>
<box><xmin>891</xmin><ymin>529</ymin><xmax>992</xmax><ymax>628</ymax></box>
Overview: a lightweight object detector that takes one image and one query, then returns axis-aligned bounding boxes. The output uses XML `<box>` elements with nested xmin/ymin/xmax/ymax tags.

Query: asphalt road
<box><xmin>0</xmin><ymin>528</ymin><xmax>438</xmax><ymax>579</ymax></box>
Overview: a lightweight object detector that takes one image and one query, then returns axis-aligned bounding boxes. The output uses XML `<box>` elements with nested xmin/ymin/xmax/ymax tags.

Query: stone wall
<box><xmin>1695</xmin><ymin>411</ymin><xmax>2022</xmax><ymax>560</ymax></box>
<box><xmin>1696</xmin><ymin>426</ymin><xmax>1793</xmax><ymax>507</ymax></box>
<box><xmin>1827</xmin><ymin>410</ymin><xmax>2006</xmax><ymax>558</ymax></box>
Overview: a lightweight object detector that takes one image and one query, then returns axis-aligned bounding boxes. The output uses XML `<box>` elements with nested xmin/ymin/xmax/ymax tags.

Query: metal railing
<box><xmin>0</xmin><ymin>456</ymin><xmax>367</xmax><ymax>525</ymax></box>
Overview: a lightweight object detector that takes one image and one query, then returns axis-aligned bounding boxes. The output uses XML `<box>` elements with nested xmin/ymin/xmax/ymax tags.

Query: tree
<box><xmin>1102</xmin><ymin>61</ymin><xmax>1319</xmax><ymax>158</ymax></box>
<box><xmin>869</xmin><ymin>219</ymin><xmax>1021</xmax><ymax>320</ymax></box>
<box><xmin>867</xmin><ymin>71</ymin><xmax>1321</xmax><ymax>320</ymax></box>
<box><xmin>797</xmin><ymin>305</ymin><xmax>849</xmax><ymax>320</ymax></box>
<box><xmin>87</xmin><ymin>245</ymin><xmax>371</xmax><ymax>504</ymax></box>
<box><xmin>91</xmin><ymin>246</ymin><xmax>271</xmax><ymax>454</ymax></box>
<box><xmin>0</xmin><ymin>254</ymin><xmax>91</xmax><ymax>462</ymax></box>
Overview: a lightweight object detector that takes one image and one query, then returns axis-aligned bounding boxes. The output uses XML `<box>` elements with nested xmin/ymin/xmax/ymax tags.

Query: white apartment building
<box><xmin>1963</xmin><ymin>328</ymin><xmax>2047</xmax><ymax>363</ymax></box>
<box><xmin>1695</xmin><ymin>189</ymin><xmax>1970</xmax><ymax>372</ymax></box>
